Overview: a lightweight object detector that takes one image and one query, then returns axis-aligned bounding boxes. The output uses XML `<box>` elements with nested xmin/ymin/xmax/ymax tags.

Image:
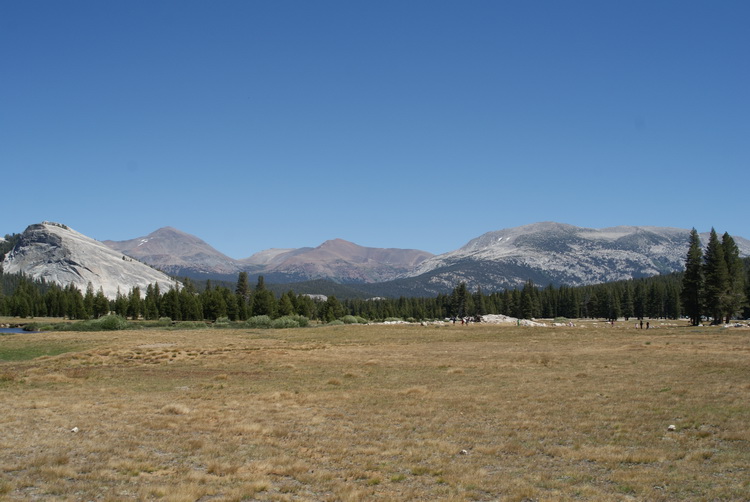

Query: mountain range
<box><xmin>3</xmin><ymin>221</ymin><xmax>749</xmax><ymax>298</ymax></box>
<box><xmin>103</xmin><ymin>227</ymin><xmax>434</xmax><ymax>284</ymax></box>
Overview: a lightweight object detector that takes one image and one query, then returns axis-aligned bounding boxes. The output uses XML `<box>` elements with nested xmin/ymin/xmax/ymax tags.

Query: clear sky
<box><xmin>2</xmin><ymin>1</ymin><xmax>748</xmax><ymax>258</ymax></box>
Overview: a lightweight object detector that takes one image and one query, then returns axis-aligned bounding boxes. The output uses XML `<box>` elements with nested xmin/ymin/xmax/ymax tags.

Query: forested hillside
<box><xmin>3</xmin><ymin>258</ymin><xmax>748</xmax><ymax>323</ymax></box>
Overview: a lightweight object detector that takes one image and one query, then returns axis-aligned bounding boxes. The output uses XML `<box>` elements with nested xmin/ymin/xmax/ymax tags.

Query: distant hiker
<box><xmin>646</xmin><ymin>321</ymin><xmax>650</xmax><ymax>329</ymax></box>
<box><xmin>640</xmin><ymin>320</ymin><xmax>644</xmax><ymax>329</ymax></box>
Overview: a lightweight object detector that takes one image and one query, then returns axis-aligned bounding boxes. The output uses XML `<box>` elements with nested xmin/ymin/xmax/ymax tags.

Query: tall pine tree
<box><xmin>681</xmin><ymin>228</ymin><xmax>703</xmax><ymax>326</ymax></box>
<box><xmin>703</xmin><ymin>229</ymin><xmax>728</xmax><ymax>324</ymax></box>
<box><xmin>251</xmin><ymin>276</ymin><xmax>276</xmax><ymax>317</ymax></box>
<box><xmin>721</xmin><ymin>232</ymin><xmax>746</xmax><ymax>322</ymax></box>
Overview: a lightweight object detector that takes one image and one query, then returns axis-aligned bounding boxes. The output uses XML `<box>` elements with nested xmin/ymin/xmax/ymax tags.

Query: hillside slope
<box><xmin>3</xmin><ymin>222</ymin><xmax>179</xmax><ymax>298</ymax></box>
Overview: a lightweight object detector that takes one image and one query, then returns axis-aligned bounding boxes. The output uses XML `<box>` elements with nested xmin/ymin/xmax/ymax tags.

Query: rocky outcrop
<box><xmin>2</xmin><ymin>222</ymin><xmax>179</xmax><ymax>298</ymax></box>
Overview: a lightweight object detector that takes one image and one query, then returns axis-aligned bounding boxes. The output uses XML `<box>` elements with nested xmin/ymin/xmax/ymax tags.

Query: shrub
<box><xmin>327</xmin><ymin>320</ymin><xmax>344</xmax><ymax>326</ymax></box>
<box><xmin>97</xmin><ymin>315</ymin><xmax>130</xmax><ymax>331</ymax></box>
<box><xmin>158</xmin><ymin>317</ymin><xmax>173</xmax><ymax>326</ymax></box>
<box><xmin>341</xmin><ymin>315</ymin><xmax>359</xmax><ymax>324</ymax></box>
<box><xmin>215</xmin><ymin>316</ymin><xmax>231</xmax><ymax>326</ymax></box>
<box><xmin>271</xmin><ymin>316</ymin><xmax>301</xmax><ymax>329</ymax></box>
<box><xmin>245</xmin><ymin>316</ymin><xmax>272</xmax><ymax>329</ymax></box>
<box><xmin>291</xmin><ymin>315</ymin><xmax>310</xmax><ymax>327</ymax></box>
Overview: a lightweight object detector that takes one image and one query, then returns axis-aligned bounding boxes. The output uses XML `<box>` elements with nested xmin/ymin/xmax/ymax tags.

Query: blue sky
<box><xmin>2</xmin><ymin>1</ymin><xmax>748</xmax><ymax>258</ymax></box>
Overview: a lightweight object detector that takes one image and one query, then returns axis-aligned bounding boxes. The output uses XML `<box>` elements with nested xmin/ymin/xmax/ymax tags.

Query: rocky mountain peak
<box><xmin>104</xmin><ymin>227</ymin><xmax>241</xmax><ymax>276</ymax></box>
<box><xmin>402</xmin><ymin>223</ymin><xmax>750</xmax><ymax>294</ymax></box>
<box><xmin>2</xmin><ymin>222</ymin><xmax>178</xmax><ymax>298</ymax></box>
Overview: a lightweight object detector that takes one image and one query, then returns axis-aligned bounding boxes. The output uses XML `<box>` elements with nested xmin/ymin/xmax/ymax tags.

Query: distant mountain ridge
<box><xmin>391</xmin><ymin>222</ymin><xmax>750</xmax><ymax>295</ymax></box>
<box><xmin>4</xmin><ymin>221</ymin><xmax>748</xmax><ymax>299</ymax></box>
<box><xmin>105</xmin><ymin>228</ymin><xmax>434</xmax><ymax>284</ymax></box>
<box><xmin>103</xmin><ymin>227</ymin><xmax>242</xmax><ymax>277</ymax></box>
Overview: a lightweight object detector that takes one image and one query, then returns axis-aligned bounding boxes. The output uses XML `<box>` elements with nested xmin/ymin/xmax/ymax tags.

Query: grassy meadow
<box><xmin>1</xmin><ymin>320</ymin><xmax>749</xmax><ymax>501</ymax></box>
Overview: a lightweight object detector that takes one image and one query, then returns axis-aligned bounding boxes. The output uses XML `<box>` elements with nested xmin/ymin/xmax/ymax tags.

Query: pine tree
<box><xmin>84</xmin><ymin>282</ymin><xmax>95</xmax><ymax>319</ymax></box>
<box><xmin>703</xmin><ymin>229</ymin><xmax>728</xmax><ymax>324</ymax></box>
<box><xmin>680</xmin><ymin>229</ymin><xmax>704</xmax><ymax>326</ymax></box>
<box><xmin>236</xmin><ymin>293</ymin><xmax>248</xmax><ymax>321</ymax></box>
<box><xmin>721</xmin><ymin>233</ymin><xmax>746</xmax><ymax>322</ymax></box>
<box><xmin>450</xmin><ymin>282</ymin><xmax>470</xmax><ymax>318</ymax></box>
<box><xmin>321</xmin><ymin>295</ymin><xmax>344</xmax><ymax>322</ymax></box>
<box><xmin>66</xmin><ymin>284</ymin><xmax>86</xmax><ymax>319</ymax></box>
<box><xmin>144</xmin><ymin>284</ymin><xmax>159</xmax><ymax>320</ymax></box>
<box><xmin>93</xmin><ymin>288</ymin><xmax>109</xmax><ymax>318</ymax></box>
<box><xmin>224</xmin><ymin>289</ymin><xmax>238</xmax><ymax>321</ymax></box>
<box><xmin>113</xmin><ymin>287</ymin><xmax>129</xmax><ymax>317</ymax></box>
<box><xmin>162</xmin><ymin>287</ymin><xmax>181</xmax><ymax>321</ymax></box>
<box><xmin>180</xmin><ymin>286</ymin><xmax>202</xmax><ymax>321</ymax></box>
<box><xmin>235</xmin><ymin>272</ymin><xmax>251</xmax><ymax>318</ymax></box>
<box><xmin>127</xmin><ymin>286</ymin><xmax>143</xmax><ymax>320</ymax></box>
<box><xmin>251</xmin><ymin>276</ymin><xmax>276</xmax><ymax>317</ymax></box>
<box><xmin>520</xmin><ymin>280</ymin><xmax>540</xmax><ymax>319</ymax></box>
<box><xmin>473</xmin><ymin>286</ymin><xmax>486</xmax><ymax>317</ymax></box>
<box><xmin>277</xmin><ymin>291</ymin><xmax>296</xmax><ymax>317</ymax></box>
<box><xmin>621</xmin><ymin>283</ymin><xmax>635</xmax><ymax>320</ymax></box>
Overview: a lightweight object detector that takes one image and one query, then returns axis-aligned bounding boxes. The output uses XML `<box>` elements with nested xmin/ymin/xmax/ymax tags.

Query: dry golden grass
<box><xmin>1</xmin><ymin>321</ymin><xmax>749</xmax><ymax>500</ymax></box>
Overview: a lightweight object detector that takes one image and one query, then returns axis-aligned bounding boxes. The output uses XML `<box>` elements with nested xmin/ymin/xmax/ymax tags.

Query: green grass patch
<box><xmin>0</xmin><ymin>341</ymin><xmax>83</xmax><ymax>361</ymax></box>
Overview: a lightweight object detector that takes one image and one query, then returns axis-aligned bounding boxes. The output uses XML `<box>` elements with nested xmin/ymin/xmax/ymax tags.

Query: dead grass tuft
<box><xmin>160</xmin><ymin>403</ymin><xmax>191</xmax><ymax>415</ymax></box>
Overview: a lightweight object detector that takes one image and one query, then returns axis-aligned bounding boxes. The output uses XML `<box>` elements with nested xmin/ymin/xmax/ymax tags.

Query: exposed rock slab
<box><xmin>3</xmin><ymin>222</ymin><xmax>179</xmax><ymax>298</ymax></box>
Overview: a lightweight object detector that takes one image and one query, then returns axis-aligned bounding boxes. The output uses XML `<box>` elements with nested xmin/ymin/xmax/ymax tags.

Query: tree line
<box><xmin>2</xmin><ymin>234</ymin><xmax>748</xmax><ymax>323</ymax></box>
<box><xmin>680</xmin><ymin>228</ymin><xmax>747</xmax><ymax>325</ymax></box>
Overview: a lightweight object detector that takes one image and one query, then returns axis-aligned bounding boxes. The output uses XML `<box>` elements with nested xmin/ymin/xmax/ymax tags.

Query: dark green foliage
<box><xmin>703</xmin><ymin>229</ymin><xmax>728</xmax><ymax>323</ymax></box>
<box><xmin>449</xmin><ymin>282</ymin><xmax>472</xmax><ymax>318</ymax></box>
<box><xmin>97</xmin><ymin>314</ymin><xmax>129</xmax><ymax>330</ymax></box>
<box><xmin>244</xmin><ymin>315</ymin><xmax>272</xmax><ymax>328</ymax></box>
<box><xmin>680</xmin><ymin>228</ymin><xmax>704</xmax><ymax>325</ymax></box>
<box><xmin>722</xmin><ymin>233</ymin><xmax>745</xmax><ymax>322</ymax></box>
<box><xmin>320</xmin><ymin>295</ymin><xmax>345</xmax><ymax>322</ymax></box>
<box><xmin>271</xmin><ymin>315</ymin><xmax>309</xmax><ymax>329</ymax></box>
<box><xmin>250</xmin><ymin>276</ymin><xmax>276</xmax><ymax>318</ymax></box>
<box><xmin>520</xmin><ymin>280</ymin><xmax>540</xmax><ymax>319</ymax></box>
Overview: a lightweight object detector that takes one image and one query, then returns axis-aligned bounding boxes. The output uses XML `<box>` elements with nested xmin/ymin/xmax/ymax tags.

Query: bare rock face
<box><xmin>2</xmin><ymin>222</ymin><xmax>178</xmax><ymax>298</ymax></box>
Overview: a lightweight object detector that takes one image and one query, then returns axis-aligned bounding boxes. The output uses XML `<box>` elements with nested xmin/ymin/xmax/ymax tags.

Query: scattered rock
<box><xmin>667</xmin><ymin>424</ymin><xmax>676</xmax><ymax>431</ymax></box>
